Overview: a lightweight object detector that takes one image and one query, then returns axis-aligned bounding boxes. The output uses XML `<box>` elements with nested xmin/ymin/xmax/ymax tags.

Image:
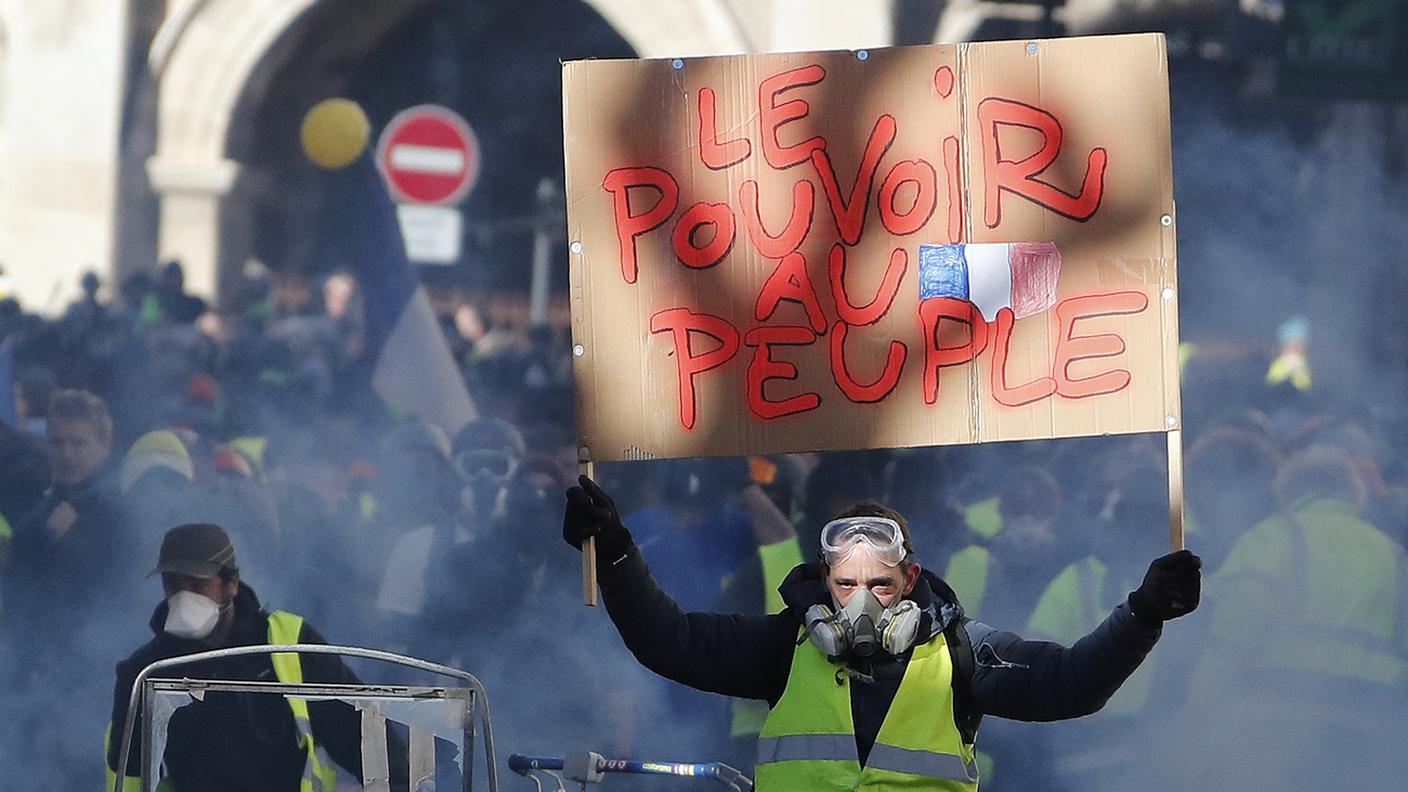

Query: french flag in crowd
<box><xmin>327</xmin><ymin>157</ymin><xmax>476</xmax><ymax>437</ymax></box>
<box><xmin>918</xmin><ymin>242</ymin><xmax>1062</xmax><ymax>321</ymax></box>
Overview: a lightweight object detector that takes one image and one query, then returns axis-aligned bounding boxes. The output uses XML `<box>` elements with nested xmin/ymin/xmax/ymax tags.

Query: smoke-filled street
<box><xmin>0</xmin><ymin>2</ymin><xmax>1405</xmax><ymax>791</ymax></box>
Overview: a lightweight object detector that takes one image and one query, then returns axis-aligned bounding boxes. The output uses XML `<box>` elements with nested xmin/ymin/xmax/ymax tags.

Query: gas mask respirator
<box><xmin>804</xmin><ymin>588</ymin><xmax>921</xmax><ymax>661</ymax></box>
<box><xmin>455</xmin><ymin>449</ymin><xmax>518</xmax><ymax>521</ymax></box>
<box><xmin>164</xmin><ymin>591</ymin><xmax>230</xmax><ymax>641</ymax></box>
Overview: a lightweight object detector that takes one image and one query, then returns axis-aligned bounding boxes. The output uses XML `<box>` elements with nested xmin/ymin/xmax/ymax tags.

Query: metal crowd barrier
<box><xmin>113</xmin><ymin>644</ymin><xmax>499</xmax><ymax>792</ymax></box>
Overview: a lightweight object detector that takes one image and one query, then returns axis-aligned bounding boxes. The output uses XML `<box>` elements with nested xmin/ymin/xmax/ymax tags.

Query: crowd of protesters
<box><xmin>0</xmin><ymin>257</ymin><xmax>1405</xmax><ymax>790</ymax></box>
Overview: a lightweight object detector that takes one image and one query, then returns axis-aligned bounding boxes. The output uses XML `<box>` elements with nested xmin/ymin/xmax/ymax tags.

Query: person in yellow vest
<box><xmin>1179</xmin><ymin>445</ymin><xmax>1408</xmax><ymax>790</ymax></box>
<box><xmin>1016</xmin><ymin>555</ymin><xmax>1156</xmax><ymax>790</ymax></box>
<box><xmin>718</xmin><ymin>461</ymin><xmax>805</xmax><ymax>760</ymax></box>
<box><xmin>564</xmin><ymin>476</ymin><xmax>1200</xmax><ymax>789</ymax></box>
<box><xmin>106</xmin><ymin>523</ymin><xmax>406</xmax><ymax>792</ymax></box>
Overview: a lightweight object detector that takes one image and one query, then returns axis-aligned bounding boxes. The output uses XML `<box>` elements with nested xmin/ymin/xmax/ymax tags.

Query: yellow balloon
<box><xmin>300</xmin><ymin>98</ymin><xmax>370</xmax><ymax>169</ymax></box>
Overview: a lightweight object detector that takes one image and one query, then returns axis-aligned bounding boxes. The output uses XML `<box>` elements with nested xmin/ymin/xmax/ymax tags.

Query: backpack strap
<box><xmin>946</xmin><ymin>616</ymin><xmax>981</xmax><ymax>745</ymax></box>
<box><xmin>925</xmin><ymin>574</ymin><xmax>980</xmax><ymax>745</ymax></box>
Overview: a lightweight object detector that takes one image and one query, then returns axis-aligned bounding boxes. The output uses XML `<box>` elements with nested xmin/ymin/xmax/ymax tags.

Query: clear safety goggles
<box><xmin>819</xmin><ymin>516</ymin><xmax>908</xmax><ymax>567</ymax></box>
<box><xmin>454</xmin><ymin>448</ymin><xmax>518</xmax><ymax>481</ymax></box>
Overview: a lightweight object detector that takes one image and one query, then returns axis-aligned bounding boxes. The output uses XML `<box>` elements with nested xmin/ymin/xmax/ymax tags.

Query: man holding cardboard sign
<box><xmin>559</xmin><ymin>32</ymin><xmax>1198</xmax><ymax>788</ymax></box>
<box><xmin>564</xmin><ymin>475</ymin><xmax>1199</xmax><ymax>789</ymax></box>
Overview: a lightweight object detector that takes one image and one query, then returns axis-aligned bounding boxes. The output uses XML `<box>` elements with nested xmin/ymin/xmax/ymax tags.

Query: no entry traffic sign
<box><xmin>376</xmin><ymin>105</ymin><xmax>480</xmax><ymax>205</ymax></box>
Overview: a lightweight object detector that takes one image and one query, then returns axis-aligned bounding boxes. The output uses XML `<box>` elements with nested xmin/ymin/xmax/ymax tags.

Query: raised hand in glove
<box><xmin>1128</xmin><ymin>549</ymin><xmax>1202</xmax><ymax>625</ymax></box>
<box><xmin>563</xmin><ymin>475</ymin><xmax>633</xmax><ymax>560</ymax></box>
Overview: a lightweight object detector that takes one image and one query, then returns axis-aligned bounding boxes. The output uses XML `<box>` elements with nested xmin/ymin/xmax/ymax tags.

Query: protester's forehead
<box><xmin>47</xmin><ymin>417</ymin><xmax>102</xmax><ymax>437</ymax></box>
<box><xmin>162</xmin><ymin>571</ymin><xmax>217</xmax><ymax>588</ymax></box>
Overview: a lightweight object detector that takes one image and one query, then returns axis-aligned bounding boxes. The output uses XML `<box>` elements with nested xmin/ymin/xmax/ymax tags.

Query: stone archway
<box><xmin>146</xmin><ymin>0</ymin><xmax>433</xmax><ymax>300</ymax></box>
<box><xmin>148</xmin><ymin>0</ymin><xmax>313</xmax><ymax>298</ymax></box>
<box><xmin>145</xmin><ymin>0</ymin><xmax>755</xmax><ymax>302</ymax></box>
<box><xmin>146</xmin><ymin>0</ymin><xmax>892</xmax><ymax>302</ymax></box>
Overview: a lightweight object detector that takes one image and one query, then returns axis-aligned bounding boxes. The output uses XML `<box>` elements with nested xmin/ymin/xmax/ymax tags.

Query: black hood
<box><xmin>776</xmin><ymin>562</ymin><xmax>964</xmax><ymax>644</ymax></box>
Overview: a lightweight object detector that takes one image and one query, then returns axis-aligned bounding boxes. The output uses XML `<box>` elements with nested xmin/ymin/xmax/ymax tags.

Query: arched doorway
<box><xmin>146</xmin><ymin>0</ymin><xmax>767</xmax><ymax>306</ymax></box>
<box><xmin>220</xmin><ymin>0</ymin><xmax>637</xmax><ymax>298</ymax></box>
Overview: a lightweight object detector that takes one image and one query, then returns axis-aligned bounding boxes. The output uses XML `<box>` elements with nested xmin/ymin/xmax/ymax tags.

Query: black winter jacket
<box><xmin>108</xmin><ymin>584</ymin><xmax>407</xmax><ymax>791</ymax></box>
<box><xmin>600</xmin><ymin>545</ymin><xmax>1161</xmax><ymax>765</ymax></box>
<box><xmin>12</xmin><ymin>463</ymin><xmax>131</xmax><ymax>612</ymax></box>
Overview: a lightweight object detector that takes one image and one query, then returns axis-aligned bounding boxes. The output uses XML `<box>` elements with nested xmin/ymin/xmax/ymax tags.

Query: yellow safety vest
<box><xmin>730</xmin><ymin>538</ymin><xmax>804</xmax><ymax>738</ymax></box>
<box><xmin>104</xmin><ymin>610</ymin><xmax>338</xmax><ymax>792</ymax></box>
<box><xmin>1266</xmin><ymin>351</ymin><xmax>1312</xmax><ymax>391</ymax></box>
<box><xmin>1204</xmin><ymin>498</ymin><xmax>1407</xmax><ymax>687</ymax></box>
<box><xmin>755</xmin><ymin>633</ymin><xmax>980</xmax><ymax>790</ymax></box>
<box><xmin>943</xmin><ymin>546</ymin><xmax>991</xmax><ymax>619</ymax></box>
<box><xmin>962</xmin><ymin>498</ymin><xmax>1003</xmax><ymax>540</ymax></box>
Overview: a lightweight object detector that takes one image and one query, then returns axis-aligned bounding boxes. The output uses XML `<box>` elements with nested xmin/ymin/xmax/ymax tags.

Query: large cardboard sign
<box><xmin>563</xmin><ymin>33</ymin><xmax>1179</xmax><ymax>462</ymax></box>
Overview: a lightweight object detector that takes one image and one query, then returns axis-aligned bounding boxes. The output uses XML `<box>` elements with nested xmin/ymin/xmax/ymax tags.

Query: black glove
<box><xmin>1128</xmin><ymin>549</ymin><xmax>1202</xmax><ymax>625</ymax></box>
<box><xmin>563</xmin><ymin>475</ymin><xmax>633</xmax><ymax>560</ymax></box>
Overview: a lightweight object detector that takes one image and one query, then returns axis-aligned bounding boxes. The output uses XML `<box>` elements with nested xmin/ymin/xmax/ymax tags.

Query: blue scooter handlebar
<box><xmin>508</xmin><ymin>754</ymin><xmax>564</xmax><ymax>774</ymax></box>
<box><xmin>507</xmin><ymin>753</ymin><xmax>752</xmax><ymax>790</ymax></box>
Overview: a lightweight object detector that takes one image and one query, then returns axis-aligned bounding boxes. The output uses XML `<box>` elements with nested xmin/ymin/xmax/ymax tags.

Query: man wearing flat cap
<box><xmin>106</xmin><ymin>523</ymin><xmax>407</xmax><ymax>792</ymax></box>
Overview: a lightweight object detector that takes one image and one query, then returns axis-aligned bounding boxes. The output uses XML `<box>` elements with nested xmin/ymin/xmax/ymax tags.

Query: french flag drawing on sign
<box><xmin>918</xmin><ymin>242</ymin><xmax>1062</xmax><ymax>321</ymax></box>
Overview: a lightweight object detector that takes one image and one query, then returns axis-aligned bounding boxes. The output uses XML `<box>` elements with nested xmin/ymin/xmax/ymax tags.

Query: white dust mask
<box><xmin>164</xmin><ymin>590</ymin><xmax>225</xmax><ymax>640</ymax></box>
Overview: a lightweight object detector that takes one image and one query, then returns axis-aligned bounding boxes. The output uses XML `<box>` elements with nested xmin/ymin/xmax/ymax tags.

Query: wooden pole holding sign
<box><xmin>1167</xmin><ymin>430</ymin><xmax>1185</xmax><ymax>551</ymax></box>
<box><xmin>582</xmin><ymin>458</ymin><xmax>598</xmax><ymax>606</ymax></box>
